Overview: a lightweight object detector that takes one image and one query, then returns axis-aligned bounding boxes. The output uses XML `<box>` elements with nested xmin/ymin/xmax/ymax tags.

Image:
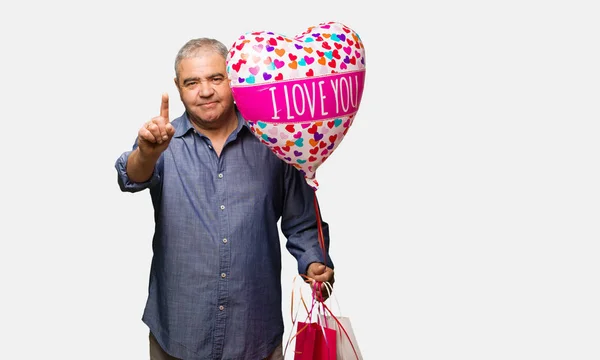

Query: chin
<box><xmin>201</xmin><ymin>112</ymin><xmax>223</xmax><ymax>122</ymax></box>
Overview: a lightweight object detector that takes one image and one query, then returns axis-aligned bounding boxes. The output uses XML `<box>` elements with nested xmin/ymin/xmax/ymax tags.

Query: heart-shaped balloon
<box><xmin>226</xmin><ymin>21</ymin><xmax>366</xmax><ymax>190</ymax></box>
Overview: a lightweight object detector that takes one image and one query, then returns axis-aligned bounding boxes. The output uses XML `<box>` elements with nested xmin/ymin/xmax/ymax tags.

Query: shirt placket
<box><xmin>212</xmin><ymin>148</ymin><xmax>230</xmax><ymax>359</ymax></box>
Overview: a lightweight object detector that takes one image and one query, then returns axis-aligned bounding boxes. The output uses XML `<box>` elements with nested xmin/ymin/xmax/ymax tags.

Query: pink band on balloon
<box><xmin>232</xmin><ymin>70</ymin><xmax>365</xmax><ymax>123</ymax></box>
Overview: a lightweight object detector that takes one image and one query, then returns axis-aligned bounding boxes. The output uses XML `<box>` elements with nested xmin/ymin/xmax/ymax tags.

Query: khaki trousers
<box><xmin>149</xmin><ymin>333</ymin><xmax>284</xmax><ymax>360</ymax></box>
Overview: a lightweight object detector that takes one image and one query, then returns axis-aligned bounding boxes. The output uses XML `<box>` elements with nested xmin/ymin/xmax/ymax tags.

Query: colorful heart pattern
<box><xmin>226</xmin><ymin>22</ymin><xmax>366</xmax><ymax>190</ymax></box>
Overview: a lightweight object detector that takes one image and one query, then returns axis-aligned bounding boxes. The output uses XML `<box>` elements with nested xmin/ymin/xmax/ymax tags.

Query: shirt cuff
<box><xmin>115</xmin><ymin>151</ymin><xmax>159</xmax><ymax>192</ymax></box>
<box><xmin>297</xmin><ymin>245</ymin><xmax>334</xmax><ymax>275</ymax></box>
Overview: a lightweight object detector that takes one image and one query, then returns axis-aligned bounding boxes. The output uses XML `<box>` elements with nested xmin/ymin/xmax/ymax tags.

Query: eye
<box><xmin>212</xmin><ymin>78</ymin><xmax>224</xmax><ymax>85</ymax></box>
<box><xmin>185</xmin><ymin>81</ymin><xmax>198</xmax><ymax>88</ymax></box>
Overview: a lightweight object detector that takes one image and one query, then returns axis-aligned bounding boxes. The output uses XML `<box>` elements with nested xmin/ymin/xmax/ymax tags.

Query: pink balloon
<box><xmin>226</xmin><ymin>22</ymin><xmax>366</xmax><ymax>190</ymax></box>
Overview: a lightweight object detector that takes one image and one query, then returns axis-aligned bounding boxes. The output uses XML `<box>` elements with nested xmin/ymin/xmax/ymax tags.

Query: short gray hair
<box><xmin>174</xmin><ymin>38</ymin><xmax>229</xmax><ymax>77</ymax></box>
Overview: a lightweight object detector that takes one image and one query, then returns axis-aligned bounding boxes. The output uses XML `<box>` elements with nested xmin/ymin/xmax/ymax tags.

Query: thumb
<box><xmin>160</xmin><ymin>93</ymin><xmax>169</xmax><ymax>122</ymax></box>
<box><xmin>166</xmin><ymin>122</ymin><xmax>176</xmax><ymax>137</ymax></box>
<box><xmin>309</xmin><ymin>262</ymin><xmax>326</xmax><ymax>276</ymax></box>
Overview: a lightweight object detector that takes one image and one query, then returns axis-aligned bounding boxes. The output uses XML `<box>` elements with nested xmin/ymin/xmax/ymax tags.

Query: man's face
<box><xmin>174</xmin><ymin>51</ymin><xmax>234</xmax><ymax>127</ymax></box>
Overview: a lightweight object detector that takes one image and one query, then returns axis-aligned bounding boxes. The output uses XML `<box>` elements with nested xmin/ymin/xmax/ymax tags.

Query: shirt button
<box><xmin>208</xmin><ymin>144</ymin><xmax>213</xmax><ymax>149</ymax></box>
<box><xmin>222</xmin><ymin>238</ymin><xmax>228</xmax><ymax>244</ymax></box>
<box><xmin>219</xmin><ymin>305</ymin><xmax>225</xmax><ymax>311</ymax></box>
<box><xmin>220</xmin><ymin>205</ymin><xmax>225</xmax><ymax>210</ymax></box>
<box><xmin>221</xmin><ymin>273</ymin><xmax>226</xmax><ymax>278</ymax></box>
<box><xmin>218</xmin><ymin>173</ymin><xmax>223</xmax><ymax>178</ymax></box>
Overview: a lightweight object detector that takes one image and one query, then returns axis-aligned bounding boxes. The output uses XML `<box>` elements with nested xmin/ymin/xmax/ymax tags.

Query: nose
<box><xmin>198</xmin><ymin>82</ymin><xmax>215</xmax><ymax>97</ymax></box>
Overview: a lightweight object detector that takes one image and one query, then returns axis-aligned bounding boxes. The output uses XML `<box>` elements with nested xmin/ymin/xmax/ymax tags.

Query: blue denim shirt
<box><xmin>115</xmin><ymin>111</ymin><xmax>333</xmax><ymax>360</ymax></box>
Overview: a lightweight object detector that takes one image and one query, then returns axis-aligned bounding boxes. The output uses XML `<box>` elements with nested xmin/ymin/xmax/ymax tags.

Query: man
<box><xmin>115</xmin><ymin>37</ymin><xmax>335</xmax><ymax>360</ymax></box>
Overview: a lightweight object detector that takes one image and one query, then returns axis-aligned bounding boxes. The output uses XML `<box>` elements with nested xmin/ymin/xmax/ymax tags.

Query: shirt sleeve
<box><xmin>280</xmin><ymin>164</ymin><xmax>334</xmax><ymax>275</ymax></box>
<box><xmin>114</xmin><ymin>147</ymin><xmax>160</xmax><ymax>193</ymax></box>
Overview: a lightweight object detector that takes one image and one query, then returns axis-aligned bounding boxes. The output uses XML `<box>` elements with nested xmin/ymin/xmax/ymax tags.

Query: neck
<box><xmin>190</xmin><ymin>110</ymin><xmax>238</xmax><ymax>139</ymax></box>
<box><xmin>190</xmin><ymin>109</ymin><xmax>238</xmax><ymax>156</ymax></box>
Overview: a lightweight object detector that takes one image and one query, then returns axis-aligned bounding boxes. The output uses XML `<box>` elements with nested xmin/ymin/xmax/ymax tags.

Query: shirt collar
<box><xmin>173</xmin><ymin>108</ymin><xmax>249</xmax><ymax>138</ymax></box>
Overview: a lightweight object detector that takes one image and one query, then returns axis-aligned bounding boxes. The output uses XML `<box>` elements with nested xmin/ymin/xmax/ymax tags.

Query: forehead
<box><xmin>177</xmin><ymin>51</ymin><xmax>226</xmax><ymax>77</ymax></box>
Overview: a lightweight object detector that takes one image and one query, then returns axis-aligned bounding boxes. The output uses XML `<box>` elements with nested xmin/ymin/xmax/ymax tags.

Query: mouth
<box><xmin>199</xmin><ymin>101</ymin><xmax>218</xmax><ymax>107</ymax></box>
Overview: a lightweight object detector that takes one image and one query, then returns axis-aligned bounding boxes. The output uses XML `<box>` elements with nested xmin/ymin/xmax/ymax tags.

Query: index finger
<box><xmin>160</xmin><ymin>92</ymin><xmax>169</xmax><ymax>121</ymax></box>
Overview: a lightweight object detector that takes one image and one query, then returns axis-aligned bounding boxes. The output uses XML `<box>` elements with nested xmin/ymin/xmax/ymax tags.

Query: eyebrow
<box><xmin>182</xmin><ymin>73</ymin><xmax>225</xmax><ymax>85</ymax></box>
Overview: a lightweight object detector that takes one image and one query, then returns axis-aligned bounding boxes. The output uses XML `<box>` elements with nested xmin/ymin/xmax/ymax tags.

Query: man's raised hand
<box><xmin>137</xmin><ymin>93</ymin><xmax>175</xmax><ymax>157</ymax></box>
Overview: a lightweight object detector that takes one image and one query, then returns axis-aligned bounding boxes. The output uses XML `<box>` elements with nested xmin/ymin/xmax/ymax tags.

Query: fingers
<box><xmin>141</xmin><ymin>119</ymin><xmax>162</xmax><ymax>144</ymax></box>
<box><xmin>307</xmin><ymin>263</ymin><xmax>334</xmax><ymax>283</ymax></box>
<box><xmin>165</xmin><ymin>122</ymin><xmax>175</xmax><ymax>137</ymax></box>
<box><xmin>307</xmin><ymin>262</ymin><xmax>325</xmax><ymax>277</ymax></box>
<box><xmin>139</xmin><ymin>118</ymin><xmax>174</xmax><ymax>144</ymax></box>
<box><xmin>160</xmin><ymin>93</ymin><xmax>169</xmax><ymax>122</ymax></box>
<box><xmin>138</xmin><ymin>121</ymin><xmax>156</xmax><ymax>143</ymax></box>
<box><xmin>136</xmin><ymin>93</ymin><xmax>173</xmax><ymax>155</ymax></box>
<box><xmin>305</xmin><ymin>263</ymin><xmax>335</xmax><ymax>302</ymax></box>
<box><xmin>156</xmin><ymin>93</ymin><xmax>170</xmax><ymax>141</ymax></box>
<box><xmin>311</xmin><ymin>263</ymin><xmax>326</xmax><ymax>275</ymax></box>
<box><xmin>141</xmin><ymin>92</ymin><xmax>172</xmax><ymax>144</ymax></box>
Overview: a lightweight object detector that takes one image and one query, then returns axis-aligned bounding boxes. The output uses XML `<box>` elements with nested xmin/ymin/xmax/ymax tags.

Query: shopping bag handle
<box><xmin>284</xmin><ymin>275</ymin><xmax>361</xmax><ymax>359</ymax></box>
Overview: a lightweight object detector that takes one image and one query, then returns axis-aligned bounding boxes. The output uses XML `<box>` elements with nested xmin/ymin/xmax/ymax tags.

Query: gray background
<box><xmin>1</xmin><ymin>0</ymin><xmax>598</xmax><ymax>358</ymax></box>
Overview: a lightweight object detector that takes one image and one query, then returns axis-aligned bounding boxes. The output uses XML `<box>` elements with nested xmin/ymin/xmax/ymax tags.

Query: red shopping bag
<box><xmin>293</xmin><ymin>320</ymin><xmax>337</xmax><ymax>360</ymax></box>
